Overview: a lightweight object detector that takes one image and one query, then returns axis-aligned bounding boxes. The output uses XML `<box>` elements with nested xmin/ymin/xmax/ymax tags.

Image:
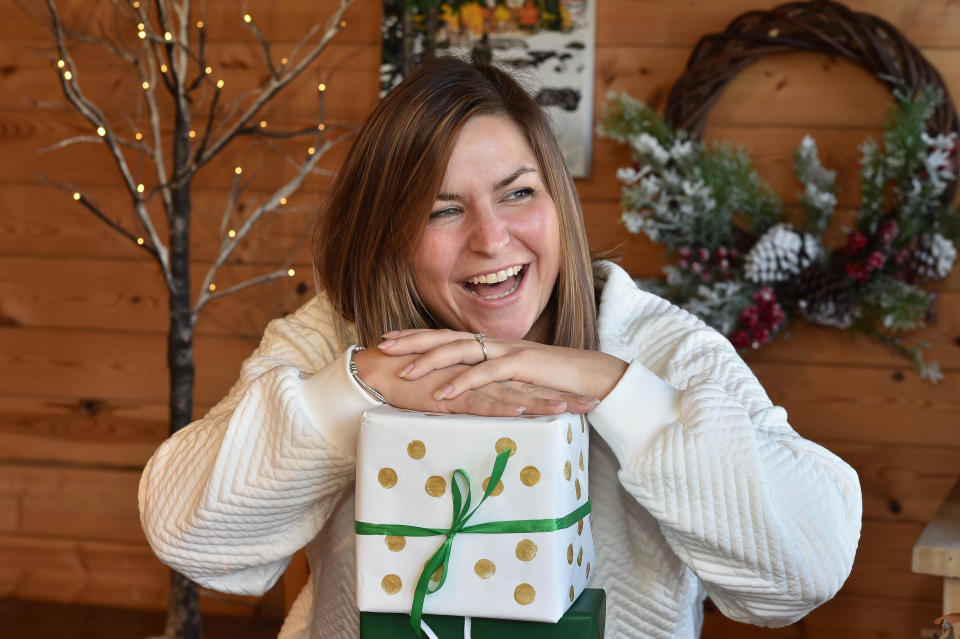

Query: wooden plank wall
<box><xmin>1</xmin><ymin>0</ymin><xmax>958</xmax><ymax>636</ymax></box>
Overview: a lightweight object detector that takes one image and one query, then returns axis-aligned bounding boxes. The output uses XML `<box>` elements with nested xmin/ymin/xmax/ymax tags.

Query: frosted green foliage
<box><xmin>793</xmin><ymin>135</ymin><xmax>837</xmax><ymax>238</ymax></box>
<box><xmin>857</xmin><ymin>137</ymin><xmax>886</xmax><ymax>234</ymax></box>
<box><xmin>637</xmin><ymin>267</ymin><xmax>755</xmax><ymax>335</ymax></box>
<box><xmin>601</xmin><ymin>94</ymin><xmax>783</xmax><ymax>250</ymax></box>
<box><xmin>860</xmin><ymin>276</ymin><xmax>932</xmax><ymax>332</ymax></box>
<box><xmin>597</xmin><ymin>92</ymin><xmax>675</xmax><ymax>148</ymax></box>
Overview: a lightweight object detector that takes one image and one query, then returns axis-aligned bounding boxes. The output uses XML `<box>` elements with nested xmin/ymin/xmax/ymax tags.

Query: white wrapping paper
<box><xmin>355</xmin><ymin>405</ymin><xmax>595</xmax><ymax>622</ymax></box>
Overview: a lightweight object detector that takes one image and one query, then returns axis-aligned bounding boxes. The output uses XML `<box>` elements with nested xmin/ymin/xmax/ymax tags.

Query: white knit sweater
<box><xmin>138</xmin><ymin>261</ymin><xmax>861</xmax><ymax>638</ymax></box>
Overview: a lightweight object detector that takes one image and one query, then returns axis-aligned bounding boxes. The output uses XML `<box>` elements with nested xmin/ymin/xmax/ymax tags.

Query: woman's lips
<box><xmin>463</xmin><ymin>265</ymin><xmax>526</xmax><ymax>299</ymax></box>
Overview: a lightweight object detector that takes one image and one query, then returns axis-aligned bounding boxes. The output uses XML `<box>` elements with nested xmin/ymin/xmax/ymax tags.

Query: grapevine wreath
<box><xmin>599</xmin><ymin>0</ymin><xmax>960</xmax><ymax>381</ymax></box>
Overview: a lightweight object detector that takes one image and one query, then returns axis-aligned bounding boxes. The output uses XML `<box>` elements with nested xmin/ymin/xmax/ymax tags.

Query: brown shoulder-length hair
<box><xmin>313</xmin><ymin>54</ymin><xmax>598</xmax><ymax>350</ymax></box>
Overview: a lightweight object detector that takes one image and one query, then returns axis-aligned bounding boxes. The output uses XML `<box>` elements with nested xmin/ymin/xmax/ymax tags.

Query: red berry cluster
<box><xmin>675</xmin><ymin>245</ymin><xmax>740</xmax><ymax>282</ymax></box>
<box><xmin>730</xmin><ymin>287</ymin><xmax>786</xmax><ymax>350</ymax></box>
<box><xmin>842</xmin><ymin>220</ymin><xmax>899</xmax><ymax>284</ymax></box>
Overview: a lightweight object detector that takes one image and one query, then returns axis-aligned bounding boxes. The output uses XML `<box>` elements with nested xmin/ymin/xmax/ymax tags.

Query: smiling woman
<box><xmin>139</xmin><ymin>54</ymin><xmax>863</xmax><ymax>639</ymax></box>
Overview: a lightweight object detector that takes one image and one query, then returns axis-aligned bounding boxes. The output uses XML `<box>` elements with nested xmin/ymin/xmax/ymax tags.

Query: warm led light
<box><xmin>141</xmin><ymin>81</ymin><xmax>150</xmax><ymax>89</ymax></box>
<box><xmin>96</xmin><ymin>126</ymin><xmax>106</xmax><ymax>136</ymax></box>
<box><xmin>196</xmin><ymin>20</ymin><xmax>204</xmax><ymax>29</ymax></box>
<box><xmin>340</xmin><ymin>20</ymin><xmax>347</xmax><ymax>27</ymax></box>
<box><xmin>137</xmin><ymin>237</ymin><xmax>145</xmax><ymax>245</ymax></box>
<box><xmin>137</xmin><ymin>22</ymin><xmax>144</xmax><ymax>30</ymax></box>
<box><xmin>188</xmin><ymin>130</ymin><xmax>196</xmax><ymax>138</ymax></box>
<box><xmin>137</xmin><ymin>30</ymin><xmax>146</xmax><ymax>39</ymax></box>
<box><xmin>56</xmin><ymin>59</ymin><xmax>65</xmax><ymax>68</ymax></box>
<box><xmin>287</xmin><ymin>268</ymin><xmax>296</xmax><ymax>277</ymax></box>
<box><xmin>317</xmin><ymin>83</ymin><xmax>326</xmax><ymax>92</ymax></box>
<box><xmin>208</xmin><ymin>283</ymin><xmax>216</xmax><ymax>291</ymax></box>
<box><xmin>259</xmin><ymin>120</ymin><xmax>267</xmax><ymax>128</ymax></box>
<box><xmin>164</xmin><ymin>32</ymin><xmax>172</xmax><ymax>41</ymax></box>
<box><xmin>63</xmin><ymin>70</ymin><xmax>72</xmax><ymax>80</ymax></box>
<box><xmin>137</xmin><ymin>183</ymin><xmax>145</xmax><ymax>193</ymax></box>
<box><xmin>318</xmin><ymin>123</ymin><xmax>325</xmax><ymax>131</ymax></box>
<box><xmin>234</xmin><ymin>166</ymin><xmax>242</xmax><ymax>175</ymax></box>
<box><xmin>243</xmin><ymin>13</ymin><xmax>252</xmax><ymax>23</ymax></box>
<box><xmin>132</xmin><ymin>1</ymin><xmax>140</xmax><ymax>7</ymax></box>
<box><xmin>135</xmin><ymin>132</ymin><xmax>143</xmax><ymax>140</ymax></box>
<box><xmin>279</xmin><ymin>197</ymin><xmax>287</xmax><ymax>205</ymax></box>
<box><xmin>216</xmin><ymin>79</ymin><xmax>224</xmax><ymax>88</ymax></box>
<box><xmin>307</xmin><ymin>147</ymin><xmax>315</xmax><ymax>155</ymax></box>
<box><xmin>280</xmin><ymin>57</ymin><xmax>288</xmax><ymax>65</ymax></box>
<box><xmin>204</xmin><ymin>66</ymin><xmax>212</xmax><ymax>74</ymax></box>
<box><xmin>160</xmin><ymin>64</ymin><xmax>168</xmax><ymax>73</ymax></box>
<box><xmin>73</xmin><ymin>192</ymin><xmax>81</xmax><ymax>200</ymax></box>
<box><xmin>227</xmin><ymin>229</ymin><xmax>236</xmax><ymax>238</ymax></box>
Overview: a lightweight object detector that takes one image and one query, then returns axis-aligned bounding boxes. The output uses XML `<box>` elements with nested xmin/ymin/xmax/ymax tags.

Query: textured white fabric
<box><xmin>139</xmin><ymin>261</ymin><xmax>861</xmax><ymax>638</ymax></box>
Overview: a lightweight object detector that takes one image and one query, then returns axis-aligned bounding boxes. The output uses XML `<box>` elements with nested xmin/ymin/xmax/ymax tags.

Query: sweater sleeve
<box><xmin>588</xmin><ymin>264</ymin><xmax>862</xmax><ymax>627</ymax></box>
<box><xmin>137</xmin><ymin>297</ymin><xmax>381</xmax><ymax>596</ymax></box>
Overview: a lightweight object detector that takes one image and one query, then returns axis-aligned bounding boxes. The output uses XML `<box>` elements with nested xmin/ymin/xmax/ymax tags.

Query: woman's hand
<box><xmin>351</xmin><ymin>346</ymin><xmax>595</xmax><ymax>416</ymax></box>
<box><xmin>376</xmin><ymin>329</ymin><xmax>628</xmax><ymax>406</ymax></box>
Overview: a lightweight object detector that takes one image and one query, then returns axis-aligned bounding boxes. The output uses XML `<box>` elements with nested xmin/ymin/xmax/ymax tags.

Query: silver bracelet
<box><xmin>349</xmin><ymin>346</ymin><xmax>386</xmax><ymax>403</ymax></box>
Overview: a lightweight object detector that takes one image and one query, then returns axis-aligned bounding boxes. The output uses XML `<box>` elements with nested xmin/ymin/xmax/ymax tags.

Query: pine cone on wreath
<box><xmin>910</xmin><ymin>233</ymin><xmax>958</xmax><ymax>280</ymax></box>
<box><xmin>791</xmin><ymin>264</ymin><xmax>859</xmax><ymax>329</ymax></box>
<box><xmin>743</xmin><ymin>223</ymin><xmax>821</xmax><ymax>284</ymax></box>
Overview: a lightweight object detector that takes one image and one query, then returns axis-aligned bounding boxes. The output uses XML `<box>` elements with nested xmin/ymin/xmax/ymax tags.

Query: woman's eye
<box><xmin>505</xmin><ymin>187</ymin><xmax>534</xmax><ymax>202</ymax></box>
<box><xmin>429</xmin><ymin>206</ymin><xmax>461</xmax><ymax>220</ymax></box>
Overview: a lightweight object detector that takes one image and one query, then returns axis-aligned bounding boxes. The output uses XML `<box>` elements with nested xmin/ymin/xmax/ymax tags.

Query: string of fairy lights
<box><xmin>56</xmin><ymin>4</ymin><xmax>344</xmax><ymax>293</ymax></box>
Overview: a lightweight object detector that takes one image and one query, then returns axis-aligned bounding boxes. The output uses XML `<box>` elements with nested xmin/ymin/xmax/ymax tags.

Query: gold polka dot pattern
<box><xmin>566</xmin><ymin>544</ymin><xmax>573</xmax><ymax>564</ymax></box>
<box><xmin>385</xmin><ymin>535</ymin><xmax>405</xmax><ymax>552</ymax></box>
<box><xmin>495</xmin><ymin>437</ymin><xmax>517</xmax><ymax>457</ymax></box>
<box><xmin>586</xmin><ymin>562</ymin><xmax>591</xmax><ymax>579</ymax></box>
<box><xmin>577</xmin><ymin>547</ymin><xmax>583</xmax><ymax>566</ymax></box>
<box><xmin>579</xmin><ymin>451</ymin><xmax>584</xmax><ymax>470</ymax></box>
<box><xmin>515</xmin><ymin>539</ymin><xmax>538</xmax><ymax>561</ymax></box>
<box><xmin>575</xmin><ymin>478</ymin><xmax>581</xmax><ymax>500</ymax></box>
<box><xmin>520</xmin><ymin>466</ymin><xmax>541</xmax><ymax>486</ymax></box>
<box><xmin>378</xmin><ymin>468</ymin><xmax>397</xmax><ymax>488</ymax></box>
<box><xmin>569</xmin><ymin>585</ymin><xmax>575</xmax><ymax>602</ymax></box>
<box><xmin>424</xmin><ymin>475</ymin><xmax>446</xmax><ymax>497</ymax></box>
<box><xmin>577</xmin><ymin>519</ymin><xmax>583</xmax><ymax>535</ymax></box>
<box><xmin>481</xmin><ymin>477</ymin><xmax>504</xmax><ymax>496</ymax></box>
<box><xmin>564</xmin><ymin>460</ymin><xmax>572</xmax><ymax>480</ymax></box>
<box><xmin>474</xmin><ymin>559</ymin><xmax>496</xmax><ymax>579</ymax></box>
<box><xmin>514</xmin><ymin>583</ymin><xmax>536</xmax><ymax>605</ymax></box>
<box><xmin>407</xmin><ymin>440</ymin><xmax>426</xmax><ymax>459</ymax></box>
<box><xmin>567</xmin><ymin>424</ymin><xmax>573</xmax><ymax>444</ymax></box>
<box><xmin>381</xmin><ymin>574</ymin><xmax>402</xmax><ymax>594</ymax></box>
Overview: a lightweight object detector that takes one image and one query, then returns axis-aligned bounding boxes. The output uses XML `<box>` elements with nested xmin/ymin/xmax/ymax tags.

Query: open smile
<box><xmin>462</xmin><ymin>264</ymin><xmax>527</xmax><ymax>300</ymax></box>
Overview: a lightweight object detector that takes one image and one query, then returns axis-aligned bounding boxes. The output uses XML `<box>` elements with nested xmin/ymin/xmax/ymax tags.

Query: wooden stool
<box><xmin>913</xmin><ymin>479</ymin><xmax>960</xmax><ymax>616</ymax></box>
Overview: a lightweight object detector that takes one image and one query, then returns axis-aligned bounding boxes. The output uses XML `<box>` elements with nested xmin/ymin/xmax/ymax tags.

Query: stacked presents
<box><xmin>355</xmin><ymin>405</ymin><xmax>605</xmax><ymax>638</ymax></box>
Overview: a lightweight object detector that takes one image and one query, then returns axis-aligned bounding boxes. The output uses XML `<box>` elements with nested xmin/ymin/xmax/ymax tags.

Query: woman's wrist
<box><xmin>349</xmin><ymin>346</ymin><xmax>386</xmax><ymax>403</ymax></box>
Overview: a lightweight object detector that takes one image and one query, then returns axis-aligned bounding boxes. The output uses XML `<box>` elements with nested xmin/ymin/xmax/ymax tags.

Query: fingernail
<box><xmin>511</xmin><ymin>405</ymin><xmax>526</xmax><ymax>414</ymax></box>
<box><xmin>378</xmin><ymin>339</ymin><xmax>395</xmax><ymax>349</ymax></box>
<box><xmin>382</xmin><ymin>331</ymin><xmax>399</xmax><ymax>338</ymax></box>
<box><xmin>547</xmin><ymin>399</ymin><xmax>565</xmax><ymax>407</ymax></box>
<box><xmin>578</xmin><ymin>395</ymin><xmax>598</xmax><ymax>404</ymax></box>
<box><xmin>397</xmin><ymin>363</ymin><xmax>412</xmax><ymax>378</ymax></box>
<box><xmin>434</xmin><ymin>385</ymin><xmax>453</xmax><ymax>400</ymax></box>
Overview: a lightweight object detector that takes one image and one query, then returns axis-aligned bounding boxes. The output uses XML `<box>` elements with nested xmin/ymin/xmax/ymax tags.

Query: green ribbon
<box><xmin>355</xmin><ymin>448</ymin><xmax>592</xmax><ymax>637</ymax></box>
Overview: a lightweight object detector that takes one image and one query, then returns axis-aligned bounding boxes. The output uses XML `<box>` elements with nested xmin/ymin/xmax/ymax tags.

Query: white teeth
<box><xmin>466</xmin><ymin>265</ymin><xmax>522</xmax><ymax>285</ymax></box>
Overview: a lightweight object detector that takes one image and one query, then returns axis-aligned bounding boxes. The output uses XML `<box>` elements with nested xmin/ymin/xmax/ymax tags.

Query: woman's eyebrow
<box><xmin>436</xmin><ymin>166</ymin><xmax>536</xmax><ymax>202</ymax></box>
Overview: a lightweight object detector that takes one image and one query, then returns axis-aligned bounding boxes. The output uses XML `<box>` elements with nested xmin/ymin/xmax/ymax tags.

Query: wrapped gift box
<box><xmin>359</xmin><ymin>588</ymin><xmax>606</xmax><ymax>638</ymax></box>
<box><xmin>355</xmin><ymin>405</ymin><xmax>594</xmax><ymax>624</ymax></box>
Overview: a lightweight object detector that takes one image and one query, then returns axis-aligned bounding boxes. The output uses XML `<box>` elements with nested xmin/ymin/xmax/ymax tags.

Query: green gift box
<box><xmin>359</xmin><ymin>588</ymin><xmax>605</xmax><ymax>639</ymax></box>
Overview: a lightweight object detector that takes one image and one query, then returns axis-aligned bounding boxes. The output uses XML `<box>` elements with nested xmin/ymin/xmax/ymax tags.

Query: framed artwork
<box><xmin>381</xmin><ymin>0</ymin><xmax>597</xmax><ymax>177</ymax></box>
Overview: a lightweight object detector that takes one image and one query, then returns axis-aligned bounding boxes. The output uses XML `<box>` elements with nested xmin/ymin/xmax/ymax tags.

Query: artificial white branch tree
<box><xmin>28</xmin><ymin>0</ymin><xmax>356</xmax><ymax>636</ymax></box>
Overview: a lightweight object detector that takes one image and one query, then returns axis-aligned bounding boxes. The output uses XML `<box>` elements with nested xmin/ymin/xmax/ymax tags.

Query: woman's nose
<box><xmin>466</xmin><ymin>206</ymin><xmax>510</xmax><ymax>256</ymax></box>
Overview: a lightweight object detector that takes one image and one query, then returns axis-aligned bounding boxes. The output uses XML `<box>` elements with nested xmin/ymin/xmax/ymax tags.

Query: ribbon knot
<box><xmin>356</xmin><ymin>448</ymin><xmax>592</xmax><ymax>637</ymax></box>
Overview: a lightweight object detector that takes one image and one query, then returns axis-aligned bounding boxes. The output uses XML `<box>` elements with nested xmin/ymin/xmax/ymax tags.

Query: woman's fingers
<box><xmin>378</xmin><ymin>328</ymin><xmax>473</xmax><ymax>356</ymax></box>
<box><xmin>392</xmin><ymin>338</ymin><xmax>491</xmax><ymax>378</ymax></box>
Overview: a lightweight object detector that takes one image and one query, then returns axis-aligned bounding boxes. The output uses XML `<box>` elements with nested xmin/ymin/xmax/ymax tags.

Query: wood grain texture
<box><xmin>4</xmin><ymin>0</ymin><xmax>960</xmax><ymax>632</ymax></box>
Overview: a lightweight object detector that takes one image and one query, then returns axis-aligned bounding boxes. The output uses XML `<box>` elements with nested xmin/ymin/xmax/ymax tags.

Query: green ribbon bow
<box><xmin>355</xmin><ymin>448</ymin><xmax>592</xmax><ymax>637</ymax></box>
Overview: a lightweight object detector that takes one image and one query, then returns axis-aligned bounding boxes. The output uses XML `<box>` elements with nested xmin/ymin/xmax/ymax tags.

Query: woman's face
<box><xmin>412</xmin><ymin>114</ymin><xmax>562</xmax><ymax>340</ymax></box>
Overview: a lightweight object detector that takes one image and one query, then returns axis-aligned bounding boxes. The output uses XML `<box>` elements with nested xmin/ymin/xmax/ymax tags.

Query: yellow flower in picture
<box><xmin>460</xmin><ymin>2</ymin><xmax>486</xmax><ymax>36</ymax></box>
<box><xmin>494</xmin><ymin>4</ymin><xmax>512</xmax><ymax>24</ymax></box>
<box><xmin>440</xmin><ymin>3</ymin><xmax>459</xmax><ymax>32</ymax></box>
